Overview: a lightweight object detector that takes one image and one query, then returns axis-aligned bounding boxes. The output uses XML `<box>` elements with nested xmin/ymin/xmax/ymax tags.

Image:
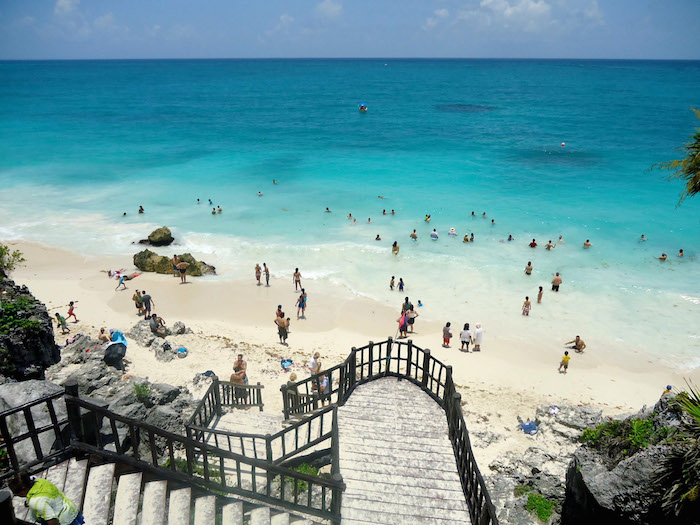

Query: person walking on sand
<box><xmin>442</xmin><ymin>322</ymin><xmax>452</xmax><ymax>348</ymax></box>
<box><xmin>55</xmin><ymin>313</ymin><xmax>70</xmax><ymax>334</ymax></box>
<box><xmin>176</xmin><ymin>261</ymin><xmax>190</xmax><ymax>284</ymax></box>
<box><xmin>263</xmin><ymin>263</ymin><xmax>270</xmax><ymax>286</ymax></box>
<box><xmin>293</xmin><ymin>268</ymin><xmax>302</xmax><ymax>290</ymax></box>
<box><xmin>552</xmin><ymin>272</ymin><xmax>562</xmax><ymax>292</ymax></box>
<box><xmin>115</xmin><ymin>274</ymin><xmax>127</xmax><ymax>291</ymax></box>
<box><xmin>558</xmin><ymin>351</ymin><xmax>571</xmax><ymax>374</ymax></box>
<box><xmin>66</xmin><ymin>301</ymin><xmax>79</xmax><ymax>323</ymax></box>
<box><xmin>565</xmin><ymin>336</ymin><xmax>586</xmax><ymax>353</ymax></box>
<box><xmin>537</xmin><ymin>286</ymin><xmax>543</xmax><ymax>304</ymax></box>
<box><xmin>132</xmin><ymin>290</ymin><xmax>143</xmax><ymax>315</ymax></box>
<box><xmin>255</xmin><ymin>264</ymin><xmax>262</xmax><ymax>285</ymax></box>
<box><xmin>473</xmin><ymin>323</ymin><xmax>483</xmax><ymax>351</ymax></box>
<box><xmin>460</xmin><ymin>323</ymin><xmax>472</xmax><ymax>352</ymax></box>
<box><xmin>525</xmin><ymin>261</ymin><xmax>533</xmax><ymax>275</ymax></box>
<box><xmin>296</xmin><ymin>294</ymin><xmax>306</xmax><ymax>319</ymax></box>
<box><xmin>397</xmin><ymin>311</ymin><xmax>408</xmax><ymax>339</ymax></box>
<box><xmin>522</xmin><ymin>296</ymin><xmax>531</xmax><ymax>316</ymax></box>
<box><xmin>141</xmin><ymin>291</ymin><xmax>154</xmax><ymax>317</ymax></box>
<box><xmin>407</xmin><ymin>306</ymin><xmax>418</xmax><ymax>333</ymax></box>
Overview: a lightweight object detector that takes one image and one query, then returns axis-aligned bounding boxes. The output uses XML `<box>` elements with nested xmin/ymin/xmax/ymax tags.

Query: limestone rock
<box><xmin>0</xmin><ymin>380</ymin><xmax>66</xmax><ymax>465</ymax></box>
<box><xmin>152</xmin><ymin>340</ymin><xmax>176</xmax><ymax>362</ymax></box>
<box><xmin>0</xmin><ymin>279</ymin><xmax>60</xmax><ymax>380</ymax></box>
<box><xmin>171</xmin><ymin>321</ymin><xmax>192</xmax><ymax>335</ymax></box>
<box><xmin>126</xmin><ymin>320</ymin><xmax>156</xmax><ymax>347</ymax></box>
<box><xmin>133</xmin><ymin>250</ymin><xmax>216</xmax><ymax>276</ymax></box>
<box><xmin>146</xmin><ymin>226</ymin><xmax>174</xmax><ymax>246</ymax></box>
<box><xmin>151</xmin><ymin>383</ymin><xmax>181</xmax><ymax>405</ymax></box>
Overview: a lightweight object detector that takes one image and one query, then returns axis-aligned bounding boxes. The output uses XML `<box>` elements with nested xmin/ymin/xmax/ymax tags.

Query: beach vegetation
<box><xmin>0</xmin><ymin>244</ymin><xmax>25</xmax><ymax>279</ymax></box>
<box><xmin>285</xmin><ymin>463</ymin><xmax>319</xmax><ymax>494</ymax></box>
<box><xmin>0</xmin><ymin>295</ymin><xmax>41</xmax><ymax>335</ymax></box>
<box><xmin>653</xmin><ymin>108</ymin><xmax>700</xmax><ymax>205</ymax></box>
<box><xmin>655</xmin><ymin>383</ymin><xmax>700</xmax><ymax>523</ymax></box>
<box><xmin>133</xmin><ymin>382</ymin><xmax>151</xmax><ymax>403</ymax></box>
<box><xmin>581</xmin><ymin>417</ymin><xmax>672</xmax><ymax>461</ymax></box>
<box><xmin>163</xmin><ymin>457</ymin><xmax>223</xmax><ymax>485</ymax></box>
<box><xmin>514</xmin><ymin>485</ymin><xmax>556</xmax><ymax>522</ymax></box>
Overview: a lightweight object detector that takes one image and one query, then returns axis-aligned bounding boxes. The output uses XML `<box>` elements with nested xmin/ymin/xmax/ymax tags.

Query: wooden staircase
<box><xmin>12</xmin><ymin>458</ymin><xmax>323</xmax><ymax>525</ymax></box>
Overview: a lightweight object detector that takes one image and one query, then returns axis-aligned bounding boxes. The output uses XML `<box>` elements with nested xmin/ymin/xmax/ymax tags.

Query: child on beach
<box><xmin>398</xmin><ymin>278</ymin><xmax>404</xmax><ymax>292</ymax></box>
<box><xmin>442</xmin><ymin>322</ymin><xmax>452</xmax><ymax>348</ymax></box>
<box><xmin>473</xmin><ymin>323</ymin><xmax>483</xmax><ymax>351</ymax></box>
<box><xmin>54</xmin><ymin>313</ymin><xmax>70</xmax><ymax>334</ymax></box>
<box><xmin>66</xmin><ymin>301</ymin><xmax>78</xmax><ymax>323</ymax></box>
<box><xmin>522</xmin><ymin>297</ymin><xmax>531</xmax><ymax>316</ymax></box>
<box><xmin>390</xmin><ymin>276</ymin><xmax>395</xmax><ymax>290</ymax></box>
<box><xmin>558</xmin><ymin>351</ymin><xmax>570</xmax><ymax>374</ymax></box>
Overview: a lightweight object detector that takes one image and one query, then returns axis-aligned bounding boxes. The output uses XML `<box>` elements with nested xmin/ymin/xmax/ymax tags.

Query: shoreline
<box><xmin>6</xmin><ymin>239</ymin><xmax>699</xmax><ymax>465</ymax></box>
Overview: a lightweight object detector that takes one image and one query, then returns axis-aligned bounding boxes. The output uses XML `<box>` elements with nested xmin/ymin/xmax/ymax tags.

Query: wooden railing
<box><xmin>282</xmin><ymin>338</ymin><xmax>500</xmax><ymax>525</ymax></box>
<box><xmin>0</xmin><ymin>390</ymin><xmax>69</xmax><ymax>480</ymax></box>
<box><xmin>190</xmin><ymin>405</ymin><xmax>336</xmax><ymax>465</ymax></box>
<box><xmin>185</xmin><ymin>379</ymin><xmax>264</xmax><ymax>443</ymax></box>
<box><xmin>64</xmin><ymin>395</ymin><xmax>344</xmax><ymax>523</ymax></box>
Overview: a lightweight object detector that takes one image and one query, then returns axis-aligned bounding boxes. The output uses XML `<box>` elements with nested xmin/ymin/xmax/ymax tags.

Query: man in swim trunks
<box><xmin>565</xmin><ymin>336</ymin><xmax>586</xmax><ymax>353</ymax></box>
<box><xmin>410</xmin><ymin>229</ymin><xmax>418</xmax><ymax>240</ymax></box>
<box><xmin>584</xmin><ymin>239</ymin><xmax>592</xmax><ymax>248</ymax></box>
<box><xmin>141</xmin><ymin>291</ymin><xmax>153</xmax><ymax>317</ymax></box>
<box><xmin>263</xmin><ymin>263</ymin><xmax>270</xmax><ymax>286</ymax></box>
<box><xmin>172</xmin><ymin>255</ymin><xmax>180</xmax><ymax>277</ymax></box>
<box><xmin>545</xmin><ymin>240</ymin><xmax>555</xmax><ymax>250</ymax></box>
<box><xmin>551</xmin><ymin>273</ymin><xmax>562</xmax><ymax>291</ymax></box>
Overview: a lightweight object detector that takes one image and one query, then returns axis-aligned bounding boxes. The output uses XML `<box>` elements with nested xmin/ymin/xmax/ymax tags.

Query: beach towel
<box><xmin>520</xmin><ymin>421</ymin><xmax>538</xmax><ymax>435</ymax></box>
<box><xmin>281</xmin><ymin>359</ymin><xmax>293</xmax><ymax>370</ymax></box>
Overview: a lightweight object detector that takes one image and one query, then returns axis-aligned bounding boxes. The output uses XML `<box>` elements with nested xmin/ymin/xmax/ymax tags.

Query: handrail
<box><xmin>65</xmin><ymin>395</ymin><xmax>344</xmax><ymax>523</ymax></box>
<box><xmin>281</xmin><ymin>338</ymin><xmax>500</xmax><ymax>525</ymax></box>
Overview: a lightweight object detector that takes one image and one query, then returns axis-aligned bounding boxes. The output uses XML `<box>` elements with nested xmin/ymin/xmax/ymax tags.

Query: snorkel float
<box><xmin>358</xmin><ymin>103</ymin><xmax>368</xmax><ymax>112</ymax></box>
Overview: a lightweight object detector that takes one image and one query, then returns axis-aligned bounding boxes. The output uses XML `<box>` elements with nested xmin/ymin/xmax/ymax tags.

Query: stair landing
<box><xmin>337</xmin><ymin>377</ymin><xmax>470</xmax><ymax>524</ymax></box>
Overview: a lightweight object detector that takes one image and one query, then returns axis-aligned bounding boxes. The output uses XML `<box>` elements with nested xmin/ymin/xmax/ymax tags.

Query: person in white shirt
<box><xmin>473</xmin><ymin>323</ymin><xmax>484</xmax><ymax>351</ymax></box>
<box><xmin>307</xmin><ymin>352</ymin><xmax>320</xmax><ymax>375</ymax></box>
<box><xmin>460</xmin><ymin>323</ymin><xmax>472</xmax><ymax>352</ymax></box>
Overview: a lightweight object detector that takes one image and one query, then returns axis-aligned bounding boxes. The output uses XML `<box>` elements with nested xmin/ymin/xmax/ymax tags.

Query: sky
<box><xmin>0</xmin><ymin>0</ymin><xmax>699</xmax><ymax>60</ymax></box>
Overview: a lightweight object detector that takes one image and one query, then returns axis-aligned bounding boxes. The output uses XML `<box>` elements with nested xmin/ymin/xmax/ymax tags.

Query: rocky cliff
<box><xmin>0</xmin><ymin>278</ymin><xmax>60</xmax><ymax>380</ymax></box>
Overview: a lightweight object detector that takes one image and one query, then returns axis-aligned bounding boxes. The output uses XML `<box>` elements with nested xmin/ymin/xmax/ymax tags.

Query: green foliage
<box><xmin>0</xmin><ymin>244</ymin><xmax>25</xmax><ymax>278</ymax></box>
<box><xmin>656</xmin><ymin>383</ymin><xmax>700</xmax><ymax>523</ymax></box>
<box><xmin>581</xmin><ymin>417</ymin><xmax>671</xmax><ymax>462</ymax></box>
<box><xmin>163</xmin><ymin>457</ymin><xmax>222</xmax><ymax>485</ymax></box>
<box><xmin>286</xmin><ymin>463</ymin><xmax>319</xmax><ymax>494</ymax></box>
<box><xmin>514</xmin><ymin>484</ymin><xmax>530</xmax><ymax>497</ymax></box>
<box><xmin>133</xmin><ymin>383</ymin><xmax>151</xmax><ymax>403</ymax></box>
<box><xmin>0</xmin><ymin>346</ymin><xmax>16</xmax><ymax>376</ymax></box>
<box><xmin>652</xmin><ymin>108</ymin><xmax>700</xmax><ymax>205</ymax></box>
<box><xmin>0</xmin><ymin>295</ymin><xmax>41</xmax><ymax>335</ymax></box>
<box><xmin>525</xmin><ymin>491</ymin><xmax>556</xmax><ymax>522</ymax></box>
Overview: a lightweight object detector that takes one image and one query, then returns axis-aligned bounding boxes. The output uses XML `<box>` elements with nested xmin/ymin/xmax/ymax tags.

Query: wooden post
<box><xmin>368</xmin><ymin>341</ymin><xmax>374</xmax><ymax>377</ymax></box>
<box><xmin>330</xmin><ymin>472</ymin><xmax>344</xmax><ymax>523</ymax></box>
<box><xmin>265</xmin><ymin>434</ymin><xmax>273</xmax><ymax>494</ymax></box>
<box><xmin>0</xmin><ymin>489</ymin><xmax>17</xmax><ymax>524</ymax></box>
<box><xmin>338</xmin><ymin>366</ymin><xmax>346</xmax><ymax>405</ymax></box>
<box><xmin>256</xmin><ymin>382</ymin><xmax>263</xmax><ymax>412</ymax></box>
<box><xmin>213</xmin><ymin>378</ymin><xmax>222</xmax><ymax>416</ymax></box>
<box><xmin>385</xmin><ymin>337</ymin><xmax>393</xmax><ymax>376</ymax></box>
<box><xmin>64</xmin><ymin>379</ymin><xmax>84</xmax><ymax>442</ymax></box>
<box><xmin>406</xmin><ymin>340</ymin><xmax>413</xmax><ymax>378</ymax></box>
<box><xmin>349</xmin><ymin>348</ymin><xmax>357</xmax><ymax>387</ymax></box>
<box><xmin>421</xmin><ymin>349</ymin><xmax>431</xmax><ymax>388</ymax></box>
<box><xmin>281</xmin><ymin>385</ymin><xmax>290</xmax><ymax>420</ymax></box>
<box><xmin>445</xmin><ymin>365</ymin><xmax>453</xmax><ymax>404</ymax></box>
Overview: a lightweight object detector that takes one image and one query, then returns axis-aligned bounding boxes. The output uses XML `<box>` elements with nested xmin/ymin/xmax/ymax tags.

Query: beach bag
<box><xmin>104</xmin><ymin>342</ymin><xmax>127</xmax><ymax>366</ymax></box>
<box><xmin>177</xmin><ymin>347</ymin><xmax>188</xmax><ymax>358</ymax></box>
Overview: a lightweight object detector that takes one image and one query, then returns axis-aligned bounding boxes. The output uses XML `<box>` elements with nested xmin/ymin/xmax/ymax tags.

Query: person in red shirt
<box><xmin>529</xmin><ymin>239</ymin><xmax>538</xmax><ymax>248</ymax></box>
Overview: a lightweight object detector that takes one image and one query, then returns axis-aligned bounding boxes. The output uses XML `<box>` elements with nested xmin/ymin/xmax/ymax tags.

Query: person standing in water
<box><xmin>525</xmin><ymin>262</ymin><xmax>533</xmax><ymax>275</ymax></box>
<box><xmin>537</xmin><ymin>286</ymin><xmax>544</xmax><ymax>304</ymax></box>
<box><xmin>293</xmin><ymin>268</ymin><xmax>302</xmax><ymax>290</ymax></box>
<box><xmin>410</xmin><ymin>229</ymin><xmax>418</xmax><ymax>240</ymax></box>
<box><xmin>392</xmin><ymin>241</ymin><xmax>399</xmax><ymax>255</ymax></box>
<box><xmin>584</xmin><ymin>239</ymin><xmax>593</xmax><ymax>248</ymax></box>
<box><xmin>390</xmin><ymin>276</ymin><xmax>395</xmax><ymax>290</ymax></box>
<box><xmin>296</xmin><ymin>294</ymin><xmax>306</xmax><ymax>319</ymax></box>
<box><xmin>398</xmin><ymin>278</ymin><xmax>404</xmax><ymax>292</ymax></box>
<box><xmin>552</xmin><ymin>273</ymin><xmax>562</xmax><ymax>291</ymax></box>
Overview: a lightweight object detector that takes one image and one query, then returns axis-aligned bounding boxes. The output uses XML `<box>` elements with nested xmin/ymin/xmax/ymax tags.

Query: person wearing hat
<box><xmin>473</xmin><ymin>323</ymin><xmax>484</xmax><ymax>351</ymax></box>
<box><xmin>8</xmin><ymin>472</ymin><xmax>83</xmax><ymax>525</ymax></box>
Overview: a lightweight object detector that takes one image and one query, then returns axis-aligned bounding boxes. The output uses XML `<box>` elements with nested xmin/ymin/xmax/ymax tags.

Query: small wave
<box><xmin>681</xmin><ymin>295</ymin><xmax>700</xmax><ymax>305</ymax></box>
<box><xmin>434</xmin><ymin>103</ymin><xmax>495</xmax><ymax>113</ymax></box>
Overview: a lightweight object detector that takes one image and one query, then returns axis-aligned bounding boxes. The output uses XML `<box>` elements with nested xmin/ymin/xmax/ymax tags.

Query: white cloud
<box><xmin>93</xmin><ymin>12</ymin><xmax>114</xmax><ymax>30</ymax></box>
<box><xmin>266</xmin><ymin>14</ymin><xmax>295</xmax><ymax>37</ymax></box>
<box><xmin>315</xmin><ymin>0</ymin><xmax>343</xmax><ymax>19</ymax></box>
<box><xmin>54</xmin><ymin>0</ymin><xmax>79</xmax><ymax>16</ymax></box>
<box><xmin>423</xmin><ymin>8</ymin><xmax>449</xmax><ymax>31</ymax></box>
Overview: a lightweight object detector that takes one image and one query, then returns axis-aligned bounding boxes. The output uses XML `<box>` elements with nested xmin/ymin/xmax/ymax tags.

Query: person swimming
<box><xmin>529</xmin><ymin>239</ymin><xmax>537</xmax><ymax>248</ymax></box>
<box><xmin>391</xmin><ymin>209</ymin><xmax>395</xmax><ymax>215</ymax></box>
<box><xmin>424</xmin><ymin>214</ymin><xmax>431</xmax><ymax>222</ymax></box>
<box><xmin>138</xmin><ymin>205</ymin><xmax>144</xmax><ymax>214</ymax></box>
<box><xmin>430</xmin><ymin>229</ymin><xmax>439</xmax><ymax>240</ymax></box>
<box><xmin>375</xmin><ymin>234</ymin><xmax>381</xmax><ymax>241</ymax></box>
<box><xmin>507</xmin><ymin>234</ymin><xmax>514</xmax><ymax>242</ymax></box>
<box><xmin>325</xmin><ymin>207</ymin><xmax>331</xmax><ymax>213</ymax></box>
<box><xmin>212</xmin><ymin>207</ymin><xmax>216</xmax><ymax>215</ymax></box>
<box><xmin>658</xmin><ymin>253</ymin><xmax>668</xmax><ymax>261</ymax></box>
<box><xmin>347</xmin><ymin>213</ymin><xmax>353</xmax><ymax>219</ymax></box>
<box><xmin>449</xmin><ymin>228</ymin><xmax>457</xmax><ymax>236</ymax></box>
<box><xmin>471</xmin><ymin>211</ymin><xmax>476</xmax><ymax>217</ymax></box>
<box><xmin>383</xmin><ymin>209</ymin><xmax>387</xmax><ymax>215</ymax></box>
<box><xmin>640</xmin><ymin>234</ymin><xmax>647</xmax><ymax>242</ymax></box>
<box><xmin>209</xmin><ymin>199</ymin><xmax>213</xmax><ymax>205</ymax></box>
<box><xmin>410</xmin><ymin>229</ymin><xmax>418</xmax><ymax>240</ymax></box>
<box><xmin>678</xmin><ymin>249</ymin><xmax>684</xmax><ymax>257</ymax></box>
<box><xmin>417</xmin><ymin>300</ymin><xmax>423</xmax><ymax>307</ymax></box>
<box><xmin>584</xmin><ymin>239</ymin><xmax>592</xmax><ymax>248</ymax></box>
<box><xmin>257</xmin><ymin>191</ymin><xmax>263</xmax><ymax>196</ymax></box>
<box><xmin>217</xmin><ymin>206</ymin><xmax>222</xmax><ymax>213</ymax></box>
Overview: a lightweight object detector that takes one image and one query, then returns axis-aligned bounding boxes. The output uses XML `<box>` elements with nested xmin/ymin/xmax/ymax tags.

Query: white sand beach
<box><xmin>7</xmin><ymin>240</ymin><xmax>699</xmax><ymax>465</ymax></box>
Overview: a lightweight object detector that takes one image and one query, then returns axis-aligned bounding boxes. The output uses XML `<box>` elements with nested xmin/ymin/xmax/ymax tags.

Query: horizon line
<box><xmin>1</xmin><ymin>56</ymin><xmax>699</xmax><ymax>62</ymax></box>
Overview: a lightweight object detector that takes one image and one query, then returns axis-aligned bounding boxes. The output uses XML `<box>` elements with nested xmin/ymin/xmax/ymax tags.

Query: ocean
<box><xmin>0</xmin><ymin>59</ymin><xmax>699</xmax><ymax>369</ymax></box>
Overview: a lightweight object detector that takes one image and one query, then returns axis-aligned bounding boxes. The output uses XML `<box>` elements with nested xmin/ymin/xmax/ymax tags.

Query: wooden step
<box><xmin>63</xmin><ymin>458</ymin><xmax>88</xmax><ymax>509</ymax></box>
<box><xmin>270</xmin><ymin>512</ymin><xmax>290</xmax><ymax>525</ymax></box>
<box><xmin>113</xmin><ymin>472</ymin><xmax>142</xmax><ymax>525</ymax></box>
<box><xmin>167</xmin><ymin>487</ymin><xmax>191</xmax><ymax>525</ymax></box>
<box><xmin>141</xmin><ymin>480</ymin><xmax>168</xmax><ymax>525</ymax></box>
<box><xmin>221</xmin><ymin>501</ymin><xmax>243</xmax><ymax>525</ymax></box>
<box><xmin>193</xmin><ymin>495</ymin><xmax>216</xmax><ymax>525</ymax></box>
<box><xmin>250</xmin><ymin>506</ymin><xmax>271</xmax><ymax>525</ymax></box>
<box><xmin>82</xmin><ymin>463</ymin><xmax>116</xmax><ymax>525</ymax></box>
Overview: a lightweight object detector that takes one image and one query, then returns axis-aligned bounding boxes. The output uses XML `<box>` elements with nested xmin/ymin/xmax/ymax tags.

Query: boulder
<box><xmin>152</xmin><ymin>340</ymin><xmax>176</xmax><ymax>362</ymax></box>
<box><xmin>0</xmin><ymin>279</ymin><xmax>60</xmax><ymax>380</ymax></box>
<box><xmin>146</xmin><ymin>226</ymin><xmax>174</xmax><ymax>246</ymax></box>
<box><xmin>151</xmin><ymin>383</ymin><xmax>181</xmax><ymax>405</ymax></box>
<box><xmin>133</xmin><ymin>250</ymin><xmax>216</xmax><ymax>276</ymax></box>
<box><xmin>171</xmin><ymin>321</ymin><xmax>192</xmax><ymax>335</ymax></box>
<box><xmin>126</xmin><ymin>320</ymin><xmax>156</xmax><ymax>347</ymax></box>
<box><xmin>0</xmin><ymin>380</ymin><xmax>66</xmax><ymax>465</ymax></box>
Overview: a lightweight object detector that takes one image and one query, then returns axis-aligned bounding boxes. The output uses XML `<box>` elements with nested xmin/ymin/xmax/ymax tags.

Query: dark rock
<box><xmin>0</xmin><ymin>380</ymin><xmax>66</xmax><ymax>465</ymax></box>
<box><xmin>153</xmin><ymin>341</ymin><xmax>176</xmax><ymax>362</ymax></box>
<box><xmin>151</xmin><ymin>383</ymin><xmax>181</xmax><ymax>405</ymax></box>
<box><xmin>145</xmin><ymin>226</ymin><xmax>174</xmax><ymax>246</ymax></box>
<box><xmin>0</xmin><ymin>279</ymin><xmax>60</xmax><ymax>380</ymax></box>
<box><xmin>133</xmin><ymin>250</ymin><xmax>216</xmax><ymax>276</ymax></box>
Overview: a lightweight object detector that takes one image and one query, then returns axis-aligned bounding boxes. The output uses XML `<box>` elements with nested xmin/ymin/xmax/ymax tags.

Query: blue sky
<box><xmin>1</xmin><ymin>0</ymin><xmax>699</xmax><ymax>60</ymax></box>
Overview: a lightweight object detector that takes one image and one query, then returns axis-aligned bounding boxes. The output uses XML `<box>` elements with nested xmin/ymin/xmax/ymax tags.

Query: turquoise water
<box><xmin>1</xmin><ymin>59</ymin><xmax>699</xmax><ymax>368</ymax></box>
